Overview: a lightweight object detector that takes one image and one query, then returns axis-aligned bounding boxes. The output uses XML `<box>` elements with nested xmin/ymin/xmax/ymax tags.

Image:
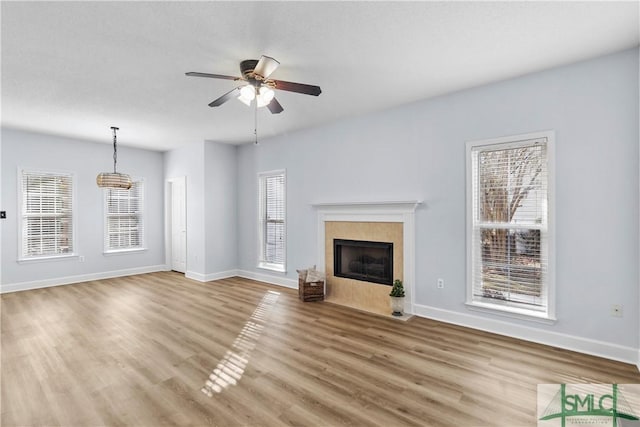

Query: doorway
<box><xmin>167</xmin><ymin>176</ymin><xmax>187</xmax><ymax>273</ymax></box>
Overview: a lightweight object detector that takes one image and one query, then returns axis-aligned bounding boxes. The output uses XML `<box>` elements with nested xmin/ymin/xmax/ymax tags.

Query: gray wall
<box><xmin>236</xmin><ymin>48</ymin><xmax>639</xmax><ymax>349</ymax></box>
<box><xmin>163</xmin><ymin>140</ymin><xmax>238</xmax><ymax>279</ymax></box>
<box><xmin>1</xmin><ymin>128</ymin><xmax>166</xmax><ymax>288</ymax></box>
<box><xmin>204</xmin><ymin>141</ymin><xmax>237</xmax><ymax>275</ymax></box>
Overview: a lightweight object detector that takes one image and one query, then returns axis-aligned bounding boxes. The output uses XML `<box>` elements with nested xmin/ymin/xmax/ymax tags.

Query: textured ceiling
<box><xmin>2</xmin><ymin>1</ymin><xmax>638</xmax><ymax>151</ymax></box>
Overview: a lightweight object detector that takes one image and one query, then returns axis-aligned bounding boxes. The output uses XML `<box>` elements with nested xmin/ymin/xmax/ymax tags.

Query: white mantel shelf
<box><xmin>311</xmin><ymin>201</ymin><xmax>422</xmax><ymax>210</ymax></box>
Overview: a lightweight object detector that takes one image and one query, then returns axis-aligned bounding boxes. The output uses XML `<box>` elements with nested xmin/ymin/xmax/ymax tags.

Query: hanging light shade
<box><xmin>96</xmin><ymin>126</ymin><xmax>132</xmax><ymax>190</ymax></box>
<box><xmin>96</xmin><ymin>172</ymin><xmax>132</xmax><ymax>189</ymax></box>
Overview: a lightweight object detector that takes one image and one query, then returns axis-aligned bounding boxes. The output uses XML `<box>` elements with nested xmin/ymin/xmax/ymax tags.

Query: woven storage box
<box><xmin>299</xmin><ymin>278</ymin><xmax>324</xmax><ymax>302</ymax></box>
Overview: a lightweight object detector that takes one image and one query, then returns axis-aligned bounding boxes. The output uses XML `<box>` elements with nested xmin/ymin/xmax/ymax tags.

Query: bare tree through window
<box><xmin>473</xmin><ymin>142</ymin><xmax>547</xmax><ymax>308</ymax></box>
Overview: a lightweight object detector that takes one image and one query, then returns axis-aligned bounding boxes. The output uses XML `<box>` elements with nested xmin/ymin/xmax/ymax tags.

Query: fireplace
<box><xmin>333</xmin><ymin>239</ymin><xmax>393</xmax><ymax>285</ymax></box>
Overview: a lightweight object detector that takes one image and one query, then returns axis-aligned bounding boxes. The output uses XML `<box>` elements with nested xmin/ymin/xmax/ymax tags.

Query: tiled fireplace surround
<box><xmin>313</xmin><ymin>201</ymin><xmax>420</xmax><ymax>317</ymax></box>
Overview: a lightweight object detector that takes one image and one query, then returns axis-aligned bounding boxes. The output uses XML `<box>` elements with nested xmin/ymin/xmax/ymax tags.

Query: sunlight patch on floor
<box><xmin>201</xmin><ymin>290</ymin><xmax>279</xmax><ymax>396</ymax></box>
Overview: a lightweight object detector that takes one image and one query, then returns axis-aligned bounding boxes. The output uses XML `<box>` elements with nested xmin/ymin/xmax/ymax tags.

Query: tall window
<box><xmin>104</xmin><ymin>180</ymin><xmax>144</xmax><ymax>252</ymax></box>
<box><xmin>20</xmin><ymin>170</ymin><xmax>75</xmax><ymax>259</ymax></box>
<box><xmin>258</xmin><ymin>170</ymin><xmax>286</xmax><ymax>272</ymax></box>
<box><xmin>466</xmin><ymin>132</ymin><xmax>554</xmax><ymax>321</ymax></box>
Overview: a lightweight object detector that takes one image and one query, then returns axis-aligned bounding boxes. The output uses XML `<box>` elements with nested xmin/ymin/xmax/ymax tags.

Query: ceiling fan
<box><xmin>186</xmin><ymin>55</ymin><xmax>321</xmax><ymax>114</ymax></box>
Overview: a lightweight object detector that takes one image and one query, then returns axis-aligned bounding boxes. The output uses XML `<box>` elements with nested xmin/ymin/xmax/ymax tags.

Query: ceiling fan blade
<box><xmin>186</xmin><ymin>72</ymin><xmax>241</xmax><ymax>81</ymax></box>
<box><xmin>266</xmin><ymin>97</ymin><xmax>284</xmax><ymax>114</ymax></box>
<box><xmin>208</xmin><ymin>87</ymin><xmax>241</xmax><ymax>107</ymax></box>
<box><xmin>253</xmin><ymin>55</ymin><xmax>280</xmax><ymax>80</ymax></box>
<box><xmin>271</xmin><ymin>79</ymin><xmax>321</xmax><ymax>96</ymax></box>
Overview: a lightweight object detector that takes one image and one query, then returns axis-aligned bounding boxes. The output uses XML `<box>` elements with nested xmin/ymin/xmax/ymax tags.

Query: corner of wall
<box><xmin>637</xmin><ymin>43</ymin><xmax>640</xmax><ymax>372</ymax></box>
<box><xmin>236</xmin><ymin>269</ymin><xmax>298</xmax><ymax>290</ymax></box>
<box><xmin>185</xmin><ymin>269</ymin><xmax>238</xmax><ymax>283</ymax></box>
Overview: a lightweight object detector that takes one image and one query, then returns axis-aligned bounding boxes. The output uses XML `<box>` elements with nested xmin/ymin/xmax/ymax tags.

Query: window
<box><xmin>258</xmin><ymin>170</ymin><xmax>286</xmax><ymax>272</ymax></box>
<box><xmin>20</xmin><ymin>169</ymin><xmax>75</xmax><ymax>259</ymax></box>
<box><xmin>104</xmin><ymin>179</ymin><xmax>144</xmax><ymax>253</ymax></box>
<box><xmin>466</xmin><ymin>131</ymin><xmax>554</xmax><ymax>321</ymax></box>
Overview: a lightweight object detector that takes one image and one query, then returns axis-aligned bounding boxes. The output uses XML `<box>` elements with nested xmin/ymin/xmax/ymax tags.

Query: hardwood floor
<box><xmin>2</xmin><ymin>271</ymin><xmax>639</xmax><ymax>426</ymax></box>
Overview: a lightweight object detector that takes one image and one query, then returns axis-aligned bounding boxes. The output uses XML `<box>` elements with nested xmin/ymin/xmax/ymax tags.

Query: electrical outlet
<box><xmin>611</xmin><ymin>304</ymin><xmax>623</xmax><ymax>317</ymax></box>
<box><xmin>79</xmin><ymin>256</ymin><xmax>85</xmax><ymax>263</ymax></box>
<box><xmin>437</xmin><ymin>278</ymin><xmax>444</xmax><ymax>289</ymax></box>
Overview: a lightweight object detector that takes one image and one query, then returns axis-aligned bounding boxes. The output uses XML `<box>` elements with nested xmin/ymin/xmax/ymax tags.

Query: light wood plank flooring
<box><xmin>2</xmin><ymin>271</ymin><xmax>639</xmax><ymax>426</ymax></box>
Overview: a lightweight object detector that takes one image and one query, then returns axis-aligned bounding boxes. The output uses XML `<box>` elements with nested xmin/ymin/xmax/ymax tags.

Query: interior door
<box><xmin>170</xmin><ymin>177</ymin><xmax>187</xmax><ymax>273</ymax></box>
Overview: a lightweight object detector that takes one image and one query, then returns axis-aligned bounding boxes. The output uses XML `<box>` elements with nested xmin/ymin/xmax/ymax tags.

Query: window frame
<box><xmin>465</xmin><ymin>131</ymin><xmax>556</xmax><ymax>323</ymax></box>
<box><xmin>257</xmin><ymin>169</ymin><xmax>286</xmax><ymax>273</ymax></box>
<box><xmin>18</xmin><ymin>168</ymin><xmax>77</xmax><ymax>262</ymax></box>
<box><xmin>103</xmin><ymin>178</ymin><xmax>146</xmax><ymax>255</ymax></box>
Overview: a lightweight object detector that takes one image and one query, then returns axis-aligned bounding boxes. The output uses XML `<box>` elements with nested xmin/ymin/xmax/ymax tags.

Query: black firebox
<box><xmin>333</xmin><ymin>239</ymin><xmax>393</xmax><ymax>285</ymax></box>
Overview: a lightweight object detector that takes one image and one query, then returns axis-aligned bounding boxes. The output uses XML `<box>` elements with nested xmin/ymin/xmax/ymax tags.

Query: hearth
<box><xmin>333</xmin><ymin>239</ymin><xmax>393</xmax><ymax>285</ymax></box>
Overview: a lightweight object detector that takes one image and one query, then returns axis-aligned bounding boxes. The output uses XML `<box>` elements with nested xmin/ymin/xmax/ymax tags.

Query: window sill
<box><xmin>465</xmin><ymin>301</ymin><xmax>556</xmax><ymax>325</ymax></box>
<box><xmin>18</xmin><ymin>254</ymin><xmax>79</xmax><ymax>264</ymax></box>
<box><xmin>257</xmin><ymin>262</ymin><xmax>286</xmax><ymax>273</ymax></box>
<box><xmin>103</xmin><ymin>248</ymin><xmax>147</xmax><ymax>256</ymax></box>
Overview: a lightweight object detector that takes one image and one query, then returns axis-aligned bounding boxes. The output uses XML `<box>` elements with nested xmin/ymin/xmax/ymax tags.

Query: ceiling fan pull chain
<box><xmin>254</xmin><ymin>96</ymin><xmax>259</xmax><ymax>145</ymax></box>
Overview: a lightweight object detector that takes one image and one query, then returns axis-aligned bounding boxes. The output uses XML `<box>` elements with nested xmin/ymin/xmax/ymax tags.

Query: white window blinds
<box><xmin>21</xmin><ymin>170</ymin><xmax>74</xmax><ymax>258</ymax></box>
<box><xmin>104</xmin><ymin>180</ymin><xmax>144</xmax><ymax>252</ymax></box>
<box><xmin>468</xmin><ymin>135</ymin><xmax>552</xmax><ymax>317</ymax></box>
<box><xmin>258</xmin><ymin>171</ymin><xmax>286</xmax><ymax>270</ymax></box>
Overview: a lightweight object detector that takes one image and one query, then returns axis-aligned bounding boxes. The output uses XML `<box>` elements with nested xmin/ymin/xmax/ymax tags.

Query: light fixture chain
<box><xmin>112</xmin><ymin>126</ymin><xmax>119</xmax><ymax>173</ymax></box>
<box><xmin>97</xmin><ymin>126</ymin><xmax>131</xmax><ymax>190</ymax></box>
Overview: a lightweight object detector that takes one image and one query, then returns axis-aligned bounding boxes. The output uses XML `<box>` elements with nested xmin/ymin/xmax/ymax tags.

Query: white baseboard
<box><xmin>185</xmin><ymin>269</ymin><xmax>239</xmax><ymax>283</ymax></box>
<box><xmin>184</xmin><ymin>271</ymin><xmax>205</xmax><ymax>282</ymax></box>
<box><xmin>1</xmin><ymin>264</ymin><xmax>170</xmax><ymax>294</ymax></box>
<box><xmin>413</xmin><ymin>303</ymin><xmax>637</xmax><ymax>365</ymax></box>
<box><xmin>236</xmin><ymin>269</ymin><xmax>298</xmax><ymax>290</ymax></box>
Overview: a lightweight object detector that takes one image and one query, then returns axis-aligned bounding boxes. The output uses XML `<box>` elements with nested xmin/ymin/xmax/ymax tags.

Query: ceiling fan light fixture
<box><xmin>256</xmin><ymin>86</ymin><xmax>275</xmax><ymax>108</ymax></box>
<box><xmin>96</xmin><ymin>126</ymin><xmax>132</xmax><ymax>190</ymax></box>
<box><xmin>237</xmin><ymin>85</ymin><xmax>255</xmax><ymax>106</ymax></box>
<box><xmin>237</xmin><ymin>94</ymin><xmax>252</xmax><ymax>106</ymax></box>
<box><xmin>240</xmin><ymin>85</ymin><xmax>255</xmax><ymax>100</ymax></box>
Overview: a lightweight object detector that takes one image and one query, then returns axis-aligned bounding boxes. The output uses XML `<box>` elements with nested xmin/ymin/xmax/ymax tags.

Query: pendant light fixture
<box><xmin>96</xmin><ymin>126</ymin><xmax>132</xmax><ymax>189</ymax></box>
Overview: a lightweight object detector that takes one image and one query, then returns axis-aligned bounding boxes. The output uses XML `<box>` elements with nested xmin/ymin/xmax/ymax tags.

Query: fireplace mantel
<box><xmin>311</xmin><ymin>200</ymin><xmax>422</xmax><ymax>211</ymax></box>
<box><xmin>312</xmin><ymin>200</ymin><xmax>421</xmax><ymax>316</ymax></box>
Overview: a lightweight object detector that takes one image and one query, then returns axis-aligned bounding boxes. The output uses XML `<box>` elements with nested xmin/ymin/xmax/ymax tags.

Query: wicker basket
<box><xmin>298</xmin><ymin>278</ymin><xmax>324</xmax><ymax>302</ymax></box>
